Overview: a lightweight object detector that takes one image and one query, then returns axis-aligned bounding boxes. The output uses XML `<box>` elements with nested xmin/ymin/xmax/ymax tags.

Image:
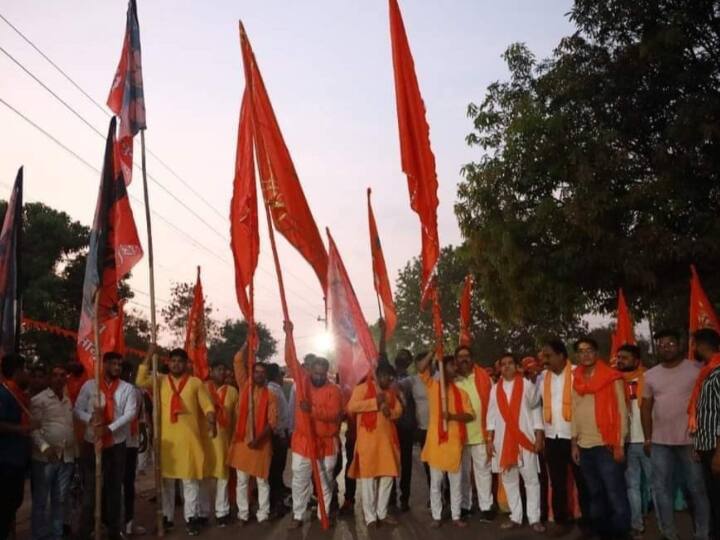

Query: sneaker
<box><xmin>186</xmin><ymin>519</ymin><xmax>200</xmax><ymax>537</ymax></box>
<box><xmin>477</xmin><ymin>510</ymin><xmax>495</xmax><ymax>522</ymax></box>
<box><xmin>216</xmin><ymin>515</ymin><xmax>231</xmax><ymax>528</ymax></box>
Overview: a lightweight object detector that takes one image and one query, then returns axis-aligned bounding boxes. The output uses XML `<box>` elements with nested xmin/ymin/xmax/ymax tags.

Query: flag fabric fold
<box><xmin>327</xmin><ymin>229</ymin><xmax>378</xmax><ymax>401</ymax></box>
<box><xmin>0</xmin><ymin>168</ymin><xmax>23</xmax><ymax>357</ymax></box>
<box><xmin>610</xmin><ymin>288</ymin><xmax>635</xmax><ymax>363</ymax></box>
<box><xmin>185</xmin><ymin>267</ymin><xmax>209</xmax><ymax>381</ymax></box>
<box><xmin>239</xmin><ymin>24</ymin><xmax>328</xmax><ymax>293</ymax></box>
<box><xmin>107</xmin><ymin>0</ymin><xmax>146</xmax><ymax>185</ymax></box>
<box><xmin>77</xmin><ymin>117</ymin><xmax>143</xmax><ymax>375</ymax></box>
<box><xmin>459</xmin><ymin>274</ymin><xmax>473</xmax><ymax>347</ymax></box>
<box><xmin>689</xmin><ymin>265</ymin><xmax>720</xmax><ymax>359</ymax></box>
<box><xmin>367</xmin><ymin>188</ymin><xmax>396</xmax><ymax>340</ymax></box>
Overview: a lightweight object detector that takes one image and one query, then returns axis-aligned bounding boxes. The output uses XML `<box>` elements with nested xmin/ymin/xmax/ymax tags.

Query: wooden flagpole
<box><xmin>248</xmin><ymin>280</ymin><xmax>255</xmax><ymax>440</ymax></box>
<box><xmin>92</xmin><ymin>293</ymin><xmax>103</xmax><ymax>540</ymax></box>
<box><xmin>140</xmin><ymin>130</ymin><xmax>164</xmax><ymax>536</ymax></box>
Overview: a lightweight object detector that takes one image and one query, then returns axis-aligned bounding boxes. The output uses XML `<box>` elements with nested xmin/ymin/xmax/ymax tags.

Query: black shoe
<box><xmin>460</xmin><ymin>508</ymin><xmax>473</xmax><ymax>519</ymax></box>
<box><xmin>216</xmin><ymin>515</ymin><xmax>231</xmax><ymax>528</ymax></box>
<box><xmin>478</xmin><ymin>509</ymin><xmax>496</xmax><ymax>522</ymax></box>
<box><xmin>197</xmin><ymin>517</ymin><xmax>209</xmax><ymax>528</ymax></box>
<box><xmin>162</xmin><ymin>518</ymin><xmax>175</xmax><ymax>532</ymax></box>
<box><xmin>186</xmin><ymin>518</ymin><xmax>200</xmax><ymax>536</ymax></box>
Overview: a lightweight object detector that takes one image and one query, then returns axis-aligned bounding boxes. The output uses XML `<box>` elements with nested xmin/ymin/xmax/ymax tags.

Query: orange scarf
<box><xmin>2</xmin><ymin>380</ymin><xmax>31</xmax><ymax>426</ymax></box>
<box><xmin>168</xmin><ymin>374</ymin><xmax>190</xmax><ymax>423</ymax></box>
<box><xmin>473</xmin><ymin>366</ymin><xmax>492</xmax><ymax>441</ymax></box>
<box><xmin>621</xmin><ymin>367</ymin><xmax>645</xmax><ymax>408</ymax></box>
<box><xmin>100</xmin><ymin>378</ymin><xmax>120</xmax><ymax>447</ymax></box>
<box><xmin>359</xmin><ymin>378</ymin><xmax>399</xmax><ymax>447</ymax></box>
<box><xmin>688</xmin><ymin>353</ymin><xmax>720</xmax><ymax>432</ymax></box>
<box><xmin>438</xmin><ymin>383</ymin><xmax>468</xmax><ymax>445</ymax></box>
<box><xmin>207</xmin><ymin>382</ymin><xmax>229</xmax><ymax>429</ymax></box>
<box><xmin>235</xmin><ymin>383</ymin><xmax>269</xmax><ymax>443</ymax></box>
<box><xmin>543</xmin><ymin>362</ymin><xmax>572</xmax><ymax>424</ymax></box>
<box><xmin>573</xmin><ymin>362</ymin><xmax>623</xmax><ymax>449</ymax></box>
<box><xmin>497</xmin><ymin>376</ymin><xmax>535</xmax><ymax>470</ymax></box>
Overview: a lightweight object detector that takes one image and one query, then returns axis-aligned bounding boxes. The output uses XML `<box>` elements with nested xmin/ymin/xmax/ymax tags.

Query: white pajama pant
<box><xmin>430</xmin><ymin>466</ymin><xmax>463</xmax><ymax>521</ymax></box>
<box><xmin>198</xmin><ymin>478</ymin><xmax>230</xmax><ymax>518</ymax></box>
<box><xmin>359</xmin><ymin>477</ymin><xmax>394</xmax><ymax>524</ymax></box>
<box><xmin>291</xmin><ymin>452</ymin><xmax>337</xmax><ymax>521</ymax></box>
<box><xmin>502</xmin><ymin>461</ymin><xmax>541</xmax><ymax>525</ymax></box>
<box><xmin>162</xmin><ymin>478</ymin><xmax>200</xmax><ymax>522</ymax></box>
<box><xmin>461</xmin><ymin>444</ymin><xmax>494</xmax><ymax>511</ymax></box>
<box><xmin>235</xmin><ymin>470</ymin><xmax>270</xmax><ymax>522</ymax></box>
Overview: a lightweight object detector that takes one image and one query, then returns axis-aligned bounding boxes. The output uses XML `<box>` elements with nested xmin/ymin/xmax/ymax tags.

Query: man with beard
<box><xmin>642</xmin><ymin>329</ymin><xmax>709</xmax><ymax>540</ymax></box>
<box><xmin>227</xmin><ymin>349</ymin><xmax>277</xmax><ymax>525</ymax></box>
<box><xmin>75</xmin><ymin>352</ymin><xmax>138</xmax><ymax>540</ymax></box>
<box><xmin>616</xmin><ymin>344</ymin><xmax>651</xmax><ymax>539</ymax></box>
<box><xmin>288</xmin><ymin>356</ymin><xmax>343</xmax><ymax>529</ymax></box>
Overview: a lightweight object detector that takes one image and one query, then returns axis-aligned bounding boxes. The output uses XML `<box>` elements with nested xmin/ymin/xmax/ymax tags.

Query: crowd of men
<box><xmin>0</xmin><ymin>326</ymin><xmax>719</xmax><ymax>540</ymax></box>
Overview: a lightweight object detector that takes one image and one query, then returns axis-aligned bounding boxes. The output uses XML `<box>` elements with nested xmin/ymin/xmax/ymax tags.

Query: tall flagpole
<box><xmin>140</xmin><ymin>129</ymin><xmax>164</xmax><ymax>537</ymax></box>
<box><xmin>92</xmin><ymin>293</ymin><xmax>103</xmax><ymax>540</ymax></box>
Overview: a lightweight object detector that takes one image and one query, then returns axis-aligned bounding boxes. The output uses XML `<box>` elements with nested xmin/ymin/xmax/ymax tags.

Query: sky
<box><xmin>0</xmin><ymin>1</ymin><xmax>576</xmax><ymax>360</ymax></box>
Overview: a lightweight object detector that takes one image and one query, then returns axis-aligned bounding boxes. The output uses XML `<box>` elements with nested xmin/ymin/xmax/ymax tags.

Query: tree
<box><xmin>208</xmin><ymin>319</ymin><xmax>277</xmax><ymax>364</ymax></box>
<box><xmin>456</xmin><ymin>0</ymin><xmax>720</xmax><ymax>333</ymax></box>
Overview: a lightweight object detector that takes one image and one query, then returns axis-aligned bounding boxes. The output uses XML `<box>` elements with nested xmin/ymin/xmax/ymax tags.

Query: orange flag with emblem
<box><xmin>367</xmin><ymin>188</ymin><xmax>396</xmax><ymax>340</ymax></box>
<box><xmin>185</xmin><ymin>266</ymin><xmax>209</xmax><ymax>380</ymax></box>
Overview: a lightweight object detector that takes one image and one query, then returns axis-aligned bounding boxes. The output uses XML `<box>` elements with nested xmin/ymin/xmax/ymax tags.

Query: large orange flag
<box><xmin>367</xmin><ymin>188</ymin><xmax>397</xmax><ymax>340</ymax></box>
<box><xmin>327</xmin><ymin>229</ymin><xmax>379</xmax><ymax>401</ymax></box>
<box><xmin>689</xmin><ymin>265</ymin><xmax>720</xmax><ymax>359</ymax></box>
<box><xmin>185</xmin><ymin>267</ymin><xmax>209</xmax><ymax>381</ymax></box>
<box><xmin>610</xmin><ymin>288</ymin><xmax>635</xmax><ymax>364</ymax></box>
<box><xmin>239</xmin><ymin>24</ymin><xmax>328</xmax><ymax>293</ymax></box>
<box><xmin>459</xmin><ymin>274</ymin><xmax>473</xmax><ymax>347</ymax></box>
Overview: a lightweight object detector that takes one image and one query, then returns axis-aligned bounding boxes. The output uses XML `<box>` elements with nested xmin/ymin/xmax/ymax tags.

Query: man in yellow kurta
<box><xmin>136</xmin><ymin>348</ymin><xmax>216</xmax><ymax>536</ymax></box>
<box><xmin>418</xmin><ymin>353</ymin><xmax>475</xmax><ymax>528</ymax></box>
<box><xmin>227</xmin><ymin>347</ymin><xmax>278</xmax><ymax>525</ymax></box>
<box><xmin>198</xmin><ymin>362</ymin><xmax>238</xmax><ymax>527</ymax></box>
<box><xmin>347</xmin><ymin>362</ymin><xmax>403</xmax><ymax>527</ymax></box>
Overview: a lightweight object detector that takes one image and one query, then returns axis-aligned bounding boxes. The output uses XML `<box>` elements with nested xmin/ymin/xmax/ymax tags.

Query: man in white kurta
<box><xmin>487</xmin><ymin>354</ymin><xmax>545</xmax><ymax>532</ymax></box>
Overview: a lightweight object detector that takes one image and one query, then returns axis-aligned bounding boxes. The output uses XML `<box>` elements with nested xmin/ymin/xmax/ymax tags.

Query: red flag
<box><xmin>689</xmin><ymin>265</ymin><xmax>720</xmax><ymax>359</ymax></box>
<box><xmin>230</xmin><ymin>88</ymin><xmax>259</xmax><ymax>322</ymax></box>
<box><xmin>0</xmin><ymin>168</ymin><xmax>23</xmax><ymax>358</ymax></box>
<box><xmin>459</xmin><ymin>274</ymin><xmax>473</xmax><ymax>347</ymax></box>
<box><xmin>367</xmin><ymin>188</ymin><xmax>397</xmax><ymax>340</ymax></box>
<box><xmin>610</xmin><ymin>288</ymin><xmax>635</xmax><ymax>364</ymax></box>
<box><xmin>107</xmin><ymin>0</ymin><xmax>146</xmax><ymax>185</ymax></box>
<box><xmin>185</xmin><ymin>267</ymin><xmax>209</xmax><ymax>381</ymax></box>
<box><xmin>389</xmin><ymin>0</ymin><xmax>440</xmax><ymax>303</ymax></box>
<box><xmin>77</xmin><ymin>117</ymin><xmax>143</xmax><ymax>375</ymax></box>
<box><xmin>327</xmin><ymin>229</ymin><xmax>378</xmax><ymax>401</ymax></box>
<box><xmin>239</xmin><ymin>24</ymin><xmax>328</xmax><ymax>293</ymax></box>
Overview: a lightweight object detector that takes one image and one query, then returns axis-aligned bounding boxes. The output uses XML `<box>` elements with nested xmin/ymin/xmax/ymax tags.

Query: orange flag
<box><xmin>185</xmin><ymin>266</ymin><xmax>209</xmax><ymax>381</ymax></box>
<box><xmin>230</xmin><ymin>88</ymin><xmax>259</xmax><ymax>323</ymax></box>
<box><xmin>327</xmin><ymin>229</ymin><xmax>379</xmax><ymax>401</ymax></box>
<box><xmin>239</xmin><ymin>24</ymin><xmax>328</xmax><ymax>293</ymax></box>
<box><xmin>689</xmin><ymin>265</ymin><xmax>720</xmax><ymax>359</ymax></box>
<box><xmin>459</xmin><ymin>274</ymin><xmax>473</xmax><ymax>347</ymax></box>
<box><xmin>367</xmin><ymin>188</ymin><xmax>397</xmax><ymax>340</ymax></box>
<box><xmin>609</xmin><ymin>288</ymin><xmax>635</xmax><ymax>364</ymax></box>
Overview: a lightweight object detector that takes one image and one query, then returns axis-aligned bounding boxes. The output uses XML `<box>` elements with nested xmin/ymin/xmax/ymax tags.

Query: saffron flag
<box><xmin>230</xmin><ymin>88</ymin><xmax>259</xmax><ymax>322</ymax></box>
<box><xmin>327</xmin><ymin>229</ymin><xmax>378</xmax><ymax>401</ymax></box>
<box><xmin>0</xmin><ymin>168</ymin><xmax>23</xmax><ymax>357</ymax></box>
<box><xmin>689</xmin><ymin>265</ymin><xmax>720</xmax><ymax>359</ymax></box>
<box><xmin>609</xmin><ymin>288</ymin><xmax>635</xmax><ymax>364</ymax></box>
<box><xmin>107</xmin><ymin>0</ymin><xmax>146</xmax><ymax>185</ymax></box>
<box><xmin>239</xmin><ymin>24</ymin><xmax>328</xmax><ymax>293</ymax></box>
<box><xmin>459</xmin><ymin>274</ymin><xmax>473</xmax><ymax>347</ymax></box>
<box><xmin>77</xmin><ymin>117</ymin><xmax>143</xmax><ymax>375</ymax></box>
<box><xmin>367</xmin><ymin>188</ymin><xmax>396</xmax><ymax>340</ymax></box>
<box><xmin>185</xmin><ymin>266</ymin><xmax>209</xmax><ymax>381</ymax></box>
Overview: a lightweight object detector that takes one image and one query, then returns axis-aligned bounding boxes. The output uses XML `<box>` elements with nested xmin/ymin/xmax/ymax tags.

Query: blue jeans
<box><xmin>31</xmin><ymin>460</ymin><xmax>73</xmax><ymax>540</ymax></box>
<box><xmin>651</xmin><ymin>444</ymin><xmax>709</xmax><ymax>540</ymax></box>
<box><xmin>625</xmin><ymin>443</ymin><xmax>653</xmax><ymax>532</ymax></box>
<box><xmin>579</xmin><ymin>446</ymin><xmax>631</xmax><ymax>536</ymax></box>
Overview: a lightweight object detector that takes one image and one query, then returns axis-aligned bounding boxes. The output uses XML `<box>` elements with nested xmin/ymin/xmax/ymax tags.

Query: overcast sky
<box><xmin>0</xmin><ymin>1</ymin><xmax>575</xmax><ymax>359</ymax></box>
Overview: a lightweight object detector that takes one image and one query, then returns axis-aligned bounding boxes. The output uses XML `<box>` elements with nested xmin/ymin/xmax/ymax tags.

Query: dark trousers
<box><xmin>124</xmin><ymin>447</ymin><xmax>138</xmax><ymax>525</ymax></box>
<box><xmin>398</xmin><ymin>427</ymin><xmax>415</xmax><ymax>505</ymax></box>
<box><xmin>344</xmin><ymin>435</ymin><xmax>356</xmax><ymax>502</ymax></box>
<box><xmin>79</xmin><ymin>442</ymin><xmax>126</xmax><ymax>540</ymax></box>
<box><xmin>0</xmin><ymin>464</ymin><xmax>26</xmax><ymax>540</ymax></box>
<box><xmin>700</xmin><ymin>450</ymin><xmax>720</xmax><ymax>540</ymax></box>
<box><xmin>579</xmin><ymin>446</ymin><xmax>630</xmax><ymax>537</ymax></box>
<box><xmin>545</xmin><ymin>437</ymin><xmax>591</xmax><ymax>525</ymax></box>
<box><xmin>269</xmin><ymin>433</ymin><xmax>289</xmax><ymax>509</ymax></box>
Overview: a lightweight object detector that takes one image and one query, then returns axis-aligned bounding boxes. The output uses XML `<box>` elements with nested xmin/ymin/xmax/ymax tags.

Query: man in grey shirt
<box><xmin>266</xmin><ymin>363</ymin><xmax>290</xmax><ymax>516</ymax></box>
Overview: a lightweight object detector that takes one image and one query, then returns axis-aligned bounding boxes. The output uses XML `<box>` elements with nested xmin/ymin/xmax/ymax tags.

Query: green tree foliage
<box><xmin>456</xmin><ymin>1</ymin><xmax>720</xmax><ymax>333</ymax></box>
<box><xmin>208</xmin><ymin>319</ymin><xmax>277</xmax><ymax>365</ymax></box>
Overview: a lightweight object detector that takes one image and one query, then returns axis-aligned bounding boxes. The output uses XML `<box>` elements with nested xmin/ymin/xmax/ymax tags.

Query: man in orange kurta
<box><xmin>288</xmin><ymin>357</ymin><xmax>343</xmax><ymax>529</ymax></box>
<box><xmin>227</xmin><ymin>348</ymin><xmax>277</xmax><ymax>524</ymax></box>
<box><xmin>418</xmin><ymin>354</ymin><xmax>474</xmax><ymax>528</ymax></box>
<box><xmin>347</xmin><ymin>362</ymin><xmax>403</xmax><ymax>527</ymax></box>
